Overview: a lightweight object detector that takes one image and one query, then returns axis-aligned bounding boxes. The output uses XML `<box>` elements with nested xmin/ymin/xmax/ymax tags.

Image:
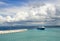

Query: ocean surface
<box><xmin>0</xmin><ymin>27</ymin><xmax>60</xmax><ymax>41</ymax></box>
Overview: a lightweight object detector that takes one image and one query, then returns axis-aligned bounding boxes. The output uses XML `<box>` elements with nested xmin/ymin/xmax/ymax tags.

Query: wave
<box><xmin>0</xmin><ymin>29</ymin><xmax>28</xmax><ymax>34</ymax></box>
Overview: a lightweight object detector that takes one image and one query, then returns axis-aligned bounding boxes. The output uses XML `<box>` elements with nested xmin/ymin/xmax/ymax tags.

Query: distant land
<box><xmin>45</xmin><ymin>25</ymin><xmax>60</xmax><ymax>28</ymax></box>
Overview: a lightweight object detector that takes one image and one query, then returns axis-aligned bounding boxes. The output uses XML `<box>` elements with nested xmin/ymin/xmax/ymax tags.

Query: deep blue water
<box><xmin>0</xmin><ymin>26</ymin><xmax>60</xmax><ymax>30</ymax></box>
<box><xmin>0</xmin><ymin>26</ymin><xmax>37</xmax><ymax>30</ymax></box>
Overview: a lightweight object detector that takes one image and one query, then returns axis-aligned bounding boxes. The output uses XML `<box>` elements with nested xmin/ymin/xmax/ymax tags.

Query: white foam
<box><xmin>0</xmin><ymin>29</ymin><xmax>27</xmax><ymax>34</ymax></box>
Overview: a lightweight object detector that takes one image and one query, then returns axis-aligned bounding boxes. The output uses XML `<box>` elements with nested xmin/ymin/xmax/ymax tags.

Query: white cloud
<box><xmin>0</xmin><ymin>15</ymin><xmax>6</xmax><ymax>24</ymax></box>
<box><xmin>0</xmin><ymin>3</ymin><xmax>56</xmax><ymax>23</ymax></box>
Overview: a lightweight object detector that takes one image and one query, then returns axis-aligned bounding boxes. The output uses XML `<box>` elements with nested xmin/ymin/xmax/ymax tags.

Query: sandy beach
<box><xmin>0</xmin><ymin>29</ymin><xmax>28</xmax><ymax>34</ymax></box>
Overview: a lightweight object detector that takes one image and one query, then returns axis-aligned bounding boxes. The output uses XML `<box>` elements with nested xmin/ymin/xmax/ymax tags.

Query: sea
<box><xmin>0</xmin><ymin>26</ymin><xmax>60</xmax><ymax>41</ymax></box>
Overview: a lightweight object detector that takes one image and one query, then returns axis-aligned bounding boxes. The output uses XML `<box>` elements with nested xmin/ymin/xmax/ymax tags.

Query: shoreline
<box><xmin>0</xmin><ymin>29</ymin><xmax>28</xmax><ymax>34</ymax></box>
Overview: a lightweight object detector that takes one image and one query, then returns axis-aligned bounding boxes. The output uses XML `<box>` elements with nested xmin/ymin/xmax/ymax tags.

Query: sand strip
<box><xmin>0</xmin><ymin>29</ymin><xmax>27</xmax><ymax>34</ymax></box>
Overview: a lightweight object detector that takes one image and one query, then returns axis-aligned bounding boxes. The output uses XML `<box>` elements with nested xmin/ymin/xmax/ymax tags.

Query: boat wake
<box><xmin>0</xmin><ymin>29</ymin><xmax>28</xmax><ymax>34</ymax></box>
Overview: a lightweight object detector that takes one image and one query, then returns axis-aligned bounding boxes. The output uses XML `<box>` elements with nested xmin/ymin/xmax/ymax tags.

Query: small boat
<box><xmin>37</xmin><ymin>26</ymin><xmax>45</xmax><ymax>30</ymax></box>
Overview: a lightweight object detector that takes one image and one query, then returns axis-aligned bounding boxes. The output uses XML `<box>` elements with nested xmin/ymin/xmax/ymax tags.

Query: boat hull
<box><xmin>37</xmin><ymin>28</ymin><xmax>45</xmax><ymax>30</ymax></box>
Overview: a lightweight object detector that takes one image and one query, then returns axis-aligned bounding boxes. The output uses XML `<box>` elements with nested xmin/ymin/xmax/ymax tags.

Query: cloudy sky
<box><xmin>0</xmin><ymin>0</ymin><xmax>60</xmax><ymax>26</ymax></box>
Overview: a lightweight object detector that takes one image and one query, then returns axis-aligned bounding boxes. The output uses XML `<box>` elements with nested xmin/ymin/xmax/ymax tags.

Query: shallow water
<box><xmin>0</xmin><ymin>28</ymin><xmax>60</xmax><ymax>41</ymax></box>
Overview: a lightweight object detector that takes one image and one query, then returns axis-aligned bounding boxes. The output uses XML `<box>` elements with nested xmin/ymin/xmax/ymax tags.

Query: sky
<box><xmin>0</xmin><ymin>0</ymin><xmax>60</xmax><ymax>26</ymax></box>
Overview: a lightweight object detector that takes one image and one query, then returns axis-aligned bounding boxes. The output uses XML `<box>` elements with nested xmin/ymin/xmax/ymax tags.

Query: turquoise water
<box><xmin>0</xmin><ymin>28</ymin><xmax>60</xmax><ymax>41</ymax></box>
